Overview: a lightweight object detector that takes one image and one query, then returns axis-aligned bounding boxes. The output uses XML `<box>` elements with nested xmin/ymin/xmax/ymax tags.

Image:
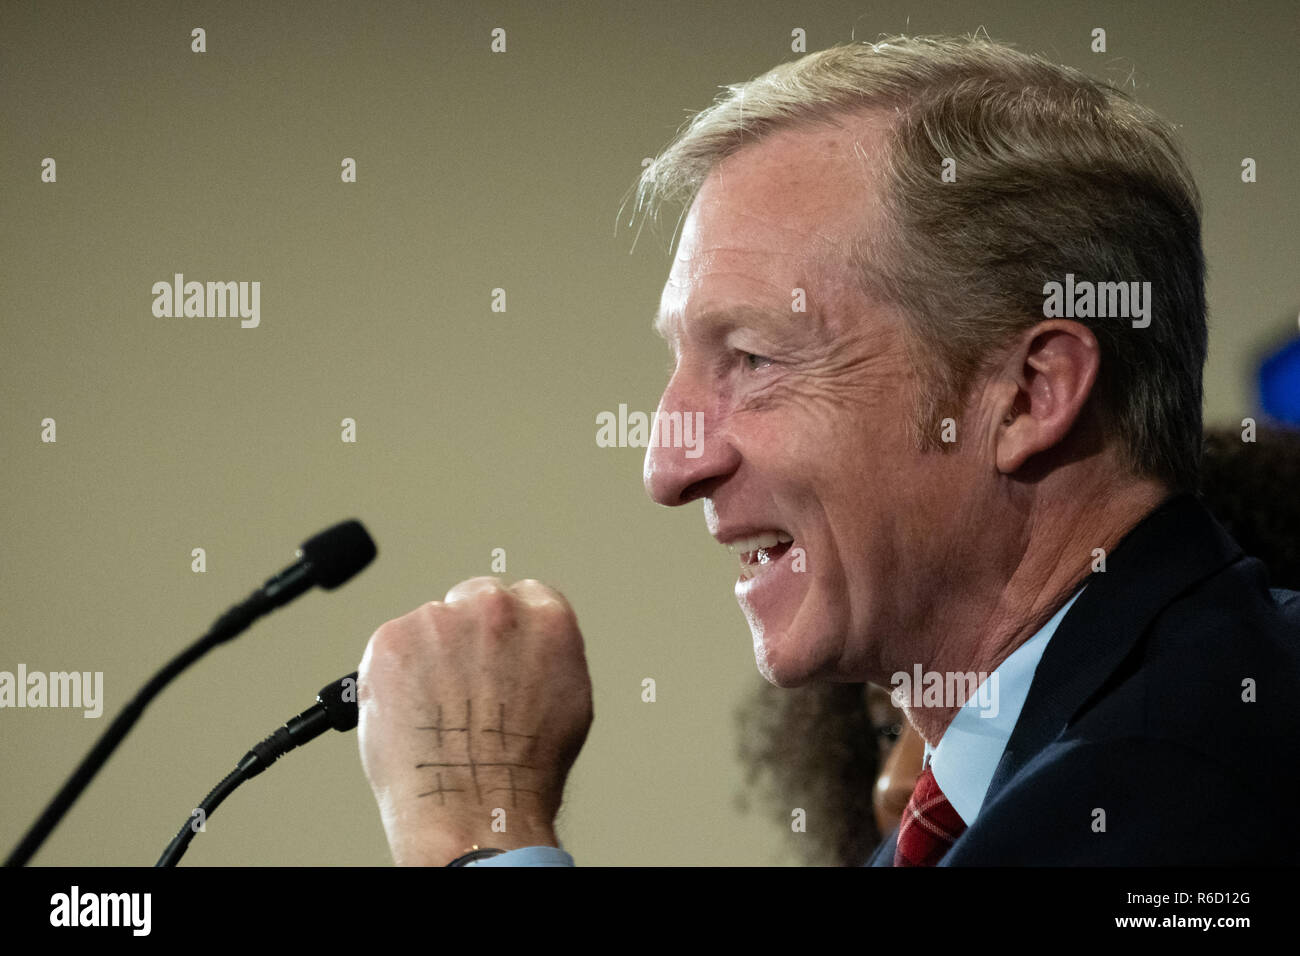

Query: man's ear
<box><xmin>995</xmin><ymin>320</ymin><xmax>1100</xmax><ymax>475</ymax></box>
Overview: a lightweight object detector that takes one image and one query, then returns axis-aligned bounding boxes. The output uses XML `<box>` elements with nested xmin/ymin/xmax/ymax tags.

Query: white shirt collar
<box><xmin>922</xmin><ymin>586</ymin><xmax>1085</xmax><ymax>825</ymax></box>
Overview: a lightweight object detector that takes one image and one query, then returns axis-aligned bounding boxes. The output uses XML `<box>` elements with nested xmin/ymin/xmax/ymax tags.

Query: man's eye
<box><xmin>743</xmin><ymin>353</ymin><xmax>773</xmax><ymax>371</ymax></box>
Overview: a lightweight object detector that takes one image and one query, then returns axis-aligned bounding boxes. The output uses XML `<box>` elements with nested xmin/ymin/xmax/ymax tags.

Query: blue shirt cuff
<box><xmin>466</xmin><ymin>846</ymin><xmax>575</xmax><ymax>866</ymax></box>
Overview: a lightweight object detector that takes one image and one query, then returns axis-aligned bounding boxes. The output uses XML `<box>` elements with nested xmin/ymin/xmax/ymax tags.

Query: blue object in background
<box><xmin>1260</xmin><ymin>336</ymin><xmax>1300</xmax><ymax>425</ymax></box>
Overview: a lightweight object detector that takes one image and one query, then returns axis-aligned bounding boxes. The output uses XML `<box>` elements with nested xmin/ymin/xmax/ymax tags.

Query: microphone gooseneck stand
<box><xmin>3</xmin><ymin>520</ymin><xmax>375</xmax><ymax>868</ymax></box>
<box><xmin>155</xmin><ymin>671</ymin><xmax>359</xmax><ymax>866</ymax></box>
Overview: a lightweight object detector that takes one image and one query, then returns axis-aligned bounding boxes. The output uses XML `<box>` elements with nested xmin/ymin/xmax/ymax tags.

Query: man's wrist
<box><xmin>390</xmin><ymin>825</ymin><xmax>560</xmax><ymax>866</ymax></box>
<box><xmin>441</xmin><ymin>847</ymin><xmax>501</xmax><ymax>866</ymax></box>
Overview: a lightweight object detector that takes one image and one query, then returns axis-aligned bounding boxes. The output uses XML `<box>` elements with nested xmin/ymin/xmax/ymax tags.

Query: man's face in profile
<box><xmin>644</xmin><ymin>120</ymin><xmax>989</xmax><ymax>688</ymax></box>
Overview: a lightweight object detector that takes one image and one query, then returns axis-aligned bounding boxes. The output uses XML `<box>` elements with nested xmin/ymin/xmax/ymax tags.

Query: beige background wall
<box><xmin>3</xmin><ymin>0</ymin><xmax>1296</xmax><ymax>865</ymax></box>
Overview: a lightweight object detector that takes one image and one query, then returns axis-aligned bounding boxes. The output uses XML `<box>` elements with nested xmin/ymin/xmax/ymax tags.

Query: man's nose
<box><xmin>642</xmin><ymin>383</ymin><xmax>738</xmax><ymax>507</ymax></box>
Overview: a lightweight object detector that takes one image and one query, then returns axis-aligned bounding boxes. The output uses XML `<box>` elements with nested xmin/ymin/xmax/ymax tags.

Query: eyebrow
<box><xmin>652</xmin><ymin>304</ymin><xmax>809</xmax><ymax>343</ymax></box>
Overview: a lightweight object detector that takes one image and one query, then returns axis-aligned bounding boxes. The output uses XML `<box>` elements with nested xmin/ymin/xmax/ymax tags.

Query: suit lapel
<box><xmin>981</xmin><ymin>493</ymin><xmax>1242</xmax><ymax>806</ymax></box>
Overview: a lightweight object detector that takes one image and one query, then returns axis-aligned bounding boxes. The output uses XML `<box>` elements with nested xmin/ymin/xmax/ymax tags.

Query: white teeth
<box><xmin>726</xmin><ymin>531</ymin><xmax>794</xmax><ymax>554</ymax></box>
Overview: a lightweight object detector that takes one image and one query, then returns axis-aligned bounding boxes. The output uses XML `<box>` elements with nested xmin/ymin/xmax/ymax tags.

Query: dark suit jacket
<box><xmin>868</xmin><ymin>492</ymin><xmax>1300</xmax><ymax>865</ymax></box>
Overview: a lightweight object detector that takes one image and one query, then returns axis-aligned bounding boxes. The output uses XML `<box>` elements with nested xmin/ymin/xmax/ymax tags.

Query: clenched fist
<box><xmin>357</xmin><ymin>577</ymin><xmax>593</xmax><ymax>865</ymax></box>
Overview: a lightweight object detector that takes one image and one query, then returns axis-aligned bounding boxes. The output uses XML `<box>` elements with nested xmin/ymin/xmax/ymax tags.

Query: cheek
<box><xmin>735</xmin><ymin>412</ymin><xmax>822</xmax><ymax>480</ymax></box>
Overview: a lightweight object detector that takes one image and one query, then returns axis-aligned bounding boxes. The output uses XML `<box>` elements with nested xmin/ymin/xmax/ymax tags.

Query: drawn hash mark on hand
<box><xmin>416</xmin><ymin>771</ymin><xmax>466</xmax><ymax>806</ymax></box>
<box><xmin>481</xmin><ymin>702</ymin><xmax>540</xmax><ymax>752</ymax></box>
<box><xmin>486</xmin><ymin>766</ymin><xmax>542</xmax><ymax>809</ymax></box>
<box><xmin>414</xmin><ymin>700</ymin><xmax>541</xmax><ymax>804</ymax></box>
<box><xmin>415</xmin><ymin>702</ymin><xmax>468</xmax><ymax>750</ymax></box>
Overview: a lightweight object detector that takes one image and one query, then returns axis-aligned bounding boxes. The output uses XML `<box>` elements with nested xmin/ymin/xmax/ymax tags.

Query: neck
<box><xmin>902</xmin><ymin>477</ymin><xmax>1171</xmax><ymax>747</ymax></box>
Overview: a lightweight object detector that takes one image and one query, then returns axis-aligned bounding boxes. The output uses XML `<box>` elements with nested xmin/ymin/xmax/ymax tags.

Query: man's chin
<box><xmin>751</xmin><ymin>625</ymin><xmax>821</xmax><ymax>688</ymax></box>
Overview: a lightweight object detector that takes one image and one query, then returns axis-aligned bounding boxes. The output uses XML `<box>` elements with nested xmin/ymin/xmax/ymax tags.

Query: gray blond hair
<box><xmin>634</xmin><ymin>35</ymin><xmax>1207</xmax><ymax>490</ymax></box>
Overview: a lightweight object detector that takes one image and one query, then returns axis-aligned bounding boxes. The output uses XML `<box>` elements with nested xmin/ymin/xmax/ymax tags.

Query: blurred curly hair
<box><xmin>734</xmin><ymin>682</ymin><xmax>881</xmax><ymax>866</ymax></box>
<box><xmin>1199</xmin><ymin>424</ymin><xmax>1300</xmax><ymax>588</ymax></box>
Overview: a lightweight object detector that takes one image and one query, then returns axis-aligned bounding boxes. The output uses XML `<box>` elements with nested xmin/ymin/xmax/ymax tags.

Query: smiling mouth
<box><xmin>727</xmin><ymin>531</ymin><xmax>794</xmax><ymax>580</ymax></box>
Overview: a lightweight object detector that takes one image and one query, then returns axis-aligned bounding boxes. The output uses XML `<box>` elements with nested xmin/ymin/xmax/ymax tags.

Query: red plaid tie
<box><xmin>893</xmin><ymin>764</ymin><xmax>966</xmax><ymax>866</ymax></box>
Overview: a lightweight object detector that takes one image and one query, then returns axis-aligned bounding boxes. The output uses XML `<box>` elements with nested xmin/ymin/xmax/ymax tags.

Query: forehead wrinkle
<box><xmin>698</xmin><ymin>207</ymin><xmax>843</xmax><ymax>247</ymax></box>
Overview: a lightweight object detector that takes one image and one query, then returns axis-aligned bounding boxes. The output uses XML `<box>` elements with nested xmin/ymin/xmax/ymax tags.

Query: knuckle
<box><xmin>418</xmin><ymin>600</ymin><xmax>455</xmax><ymax>633</ymax></box>
<box><xmin>445</xmin><ymin>575</ymin><xmax>503</xmax><ymax>603</ymax></box>
<box><xmin>542</xmin><ymin>592</ymin><xmax>579</xmax><ymax>628</ymax></box>
<box><xmin>475</xmin><ymin>586</ymin><xmax>517</xmax><ymax>634</ymax></box>
<box><xmin>511</xmin><ymin>579</ymin><xmax>573</xmax><ymax>615</ymax></box>
<box><xmin>363</xmin><ymin>617</ymin><xmax>417</xmax><ymax>670</ymax></box>
<box><xmin>535</xmin><ymin>597</ymin><xmax>572</xmax><ymax>629</ymax></box>
<box><xmin>370</xmin><ymin>617</ymin><xmax>409</xmax><ymax>652</ymax></box>
<box><xmin>420</xmin><ymin>597</ymin><xmax>450</xmax><ymax>617</ymax></box>
<box><xmin>443</xmin><ymin>577</ymin><xmax>520</xmax><ymax>634</ymax></box>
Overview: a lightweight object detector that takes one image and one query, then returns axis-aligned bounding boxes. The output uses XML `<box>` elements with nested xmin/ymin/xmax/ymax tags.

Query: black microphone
<box><xmin>239</xmin><ymin>670</ymin><xmax>360</xmax><ymax>779</ymax></box>
<box><xmin>4</xmin><ymin>520</ymin><xmax>376</xmax><ymax>868</ymax></box>
<box><xmin>155</xmin><ymin>672</ymin><xmax>360</xmax><ymax>867</ymax></box>
<box><xmin>234</xmin><ymin>519</ymin><xmax>379</xmax><ymax>627</ymax></box>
